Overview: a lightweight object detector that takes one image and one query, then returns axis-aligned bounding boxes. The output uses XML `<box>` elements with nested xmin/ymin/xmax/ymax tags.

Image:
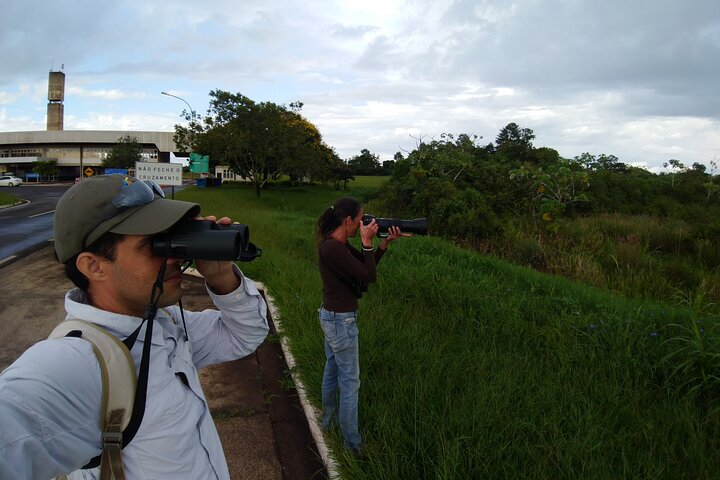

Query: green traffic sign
<box><xmin>188</xmin><ymin>153</ymin><xmax>209</xmax><ymax>173</ymax></box>
<box><xmin>190</xmin><ymin>153</ymin><xmax>209</xmax><ymax>164</ymax></box>
<box><xmin>189</xmin><ymin>163</ymin><xmax>209</xmax><ymax>173</ymax></box>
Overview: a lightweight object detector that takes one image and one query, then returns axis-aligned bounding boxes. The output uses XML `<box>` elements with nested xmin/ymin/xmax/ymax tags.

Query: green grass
<box><xmin>489</xmin><ymin>215</ymin><xmax>720</xmax><ymax>315</ymax></box>
<box><xmin>177</xmin><ymin>179</ymin><xmax>720</xmax><ymax>479</ymax></box>
<box><xmin>0</xmin><ymin>191</ymin><xmax>18</xmax><ymax>207</ymax></box>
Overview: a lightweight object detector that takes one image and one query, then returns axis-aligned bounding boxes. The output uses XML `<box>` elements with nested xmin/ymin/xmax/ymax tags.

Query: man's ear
<box><xmin>76</xmin><ymin>252</ymin><xmax>109</xmax><ymax>282</ymax></box>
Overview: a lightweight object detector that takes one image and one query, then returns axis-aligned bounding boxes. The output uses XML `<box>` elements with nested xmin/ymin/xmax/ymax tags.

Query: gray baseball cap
<box><xmin>54</xmin><ymin>174</ymin><xmax>201</xmax><ymax>263</ymax></box>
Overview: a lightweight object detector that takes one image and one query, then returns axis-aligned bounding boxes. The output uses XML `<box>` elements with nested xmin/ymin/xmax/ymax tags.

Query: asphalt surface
<box><xmin>0</xmin><ymin>182</ymin><xmax>184</xmax><ymax>261</ymax></box>
<box><xmin>0</xmin><ymin>244</ymin><xmax>328</xmax><ymax>480</ymax></box>
<box><xmin>0</xmin><ymin>184</ymin><xmax>70</xmax><ymax>260</ymax></box>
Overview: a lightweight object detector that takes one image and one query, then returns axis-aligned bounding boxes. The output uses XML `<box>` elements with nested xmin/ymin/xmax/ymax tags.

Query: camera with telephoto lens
<box><xmin>152</xmin><ymin>219</ymin><xmax>262</xmax><ymax>262</ymax></box>
<box><xmin>361</xmin><ymin>214</ymin><xmax>428</xmax><ymax>237</ymax></box>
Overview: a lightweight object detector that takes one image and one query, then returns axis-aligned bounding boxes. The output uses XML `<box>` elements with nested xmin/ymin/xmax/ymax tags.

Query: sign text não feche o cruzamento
<box><xmin>135</xmin><ymin>162</ymin><xmax>183</xmax><ymax>186</ymax></box>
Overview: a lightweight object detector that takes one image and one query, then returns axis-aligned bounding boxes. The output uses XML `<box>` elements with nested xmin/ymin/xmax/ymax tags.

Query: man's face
<box><xmin>93</xmin><ymin>234</ymin><xmax>184</xmax><ymax>317</ymax></box>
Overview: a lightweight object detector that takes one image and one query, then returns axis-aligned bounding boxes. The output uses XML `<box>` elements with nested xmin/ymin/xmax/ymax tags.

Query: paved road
<box><xmin>0</xmin><ymin>182</ymin><xmax>183</xmax><ymax>264</ymax></box>
<box><xmin>0</xmin><ymin>184</ymin><xmax>71</xmax><ymax>261</ymax></box>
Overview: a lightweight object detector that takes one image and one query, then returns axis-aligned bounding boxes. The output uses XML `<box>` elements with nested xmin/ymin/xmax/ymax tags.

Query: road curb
<box><xmin>183</xmin><ymin>270</ymin><xmax>339</xmax><ymax>479</ymax></box>
<box><xmin>0</xmin><ymin>199</ymin><xmax>29</xmax><ymax>210</ymax></box>
<box><xmin>260</xmin><ymin>284</ymin><xmax>341</xmax><ymax>480</ymax></box>
<box><xmin>0</xmin><ymin>239</ymin><xmax>55</xmax><ymax>269</ymax></box>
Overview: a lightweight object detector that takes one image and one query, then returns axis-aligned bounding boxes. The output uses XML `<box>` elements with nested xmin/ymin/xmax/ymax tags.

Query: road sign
<box><xmin>189</xmin><ymin>153</ymin><xmax>209</xmax><ymax>174</ymax></box>
<box><xmin>84</xmin><ymin>167</ymin><xmax>94</xmax><ymax>177</ymax></box>
<box><xmin>189</xmin><ymin>153</ymin><xmax>208</xmax><ymax>162</ymax></box>
<box><xmin>135</xmin><ymin>162</ymin><xmax>183</xmax><ymax>186</ymax></box>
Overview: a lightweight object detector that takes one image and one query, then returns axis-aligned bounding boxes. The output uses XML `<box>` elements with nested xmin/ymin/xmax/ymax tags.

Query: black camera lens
<box><xmin>362</xmin><ymin>214</ymin><xmax>428</xmax><ymax>236</ymax></box>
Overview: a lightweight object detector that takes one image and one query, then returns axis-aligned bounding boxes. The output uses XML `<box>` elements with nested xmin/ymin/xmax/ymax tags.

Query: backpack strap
<box><xmin>49</xmin><ymin>319</ymin><xmax>137</xmax><ymax>480</ymax></box>
<box><xmin>99</xmin><ymin>409</ymin><xmax>126</xmax><ymax>480</ymax></box>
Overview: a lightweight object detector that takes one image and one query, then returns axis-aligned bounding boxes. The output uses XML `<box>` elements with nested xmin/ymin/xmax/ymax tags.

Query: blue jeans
<box><xmin>319</xmin><ymin>306</ymin><xmax>363</xmax><ymax>450</ymax></box>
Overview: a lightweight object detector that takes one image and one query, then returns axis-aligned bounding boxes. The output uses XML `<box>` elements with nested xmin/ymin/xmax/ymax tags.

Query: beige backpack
<box><xmin>49</xmin><ymin>319</ymin><xmax>137</xmax><ymax>480</ymax></box>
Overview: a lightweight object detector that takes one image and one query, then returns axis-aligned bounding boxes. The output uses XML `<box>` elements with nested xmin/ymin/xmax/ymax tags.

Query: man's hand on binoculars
<box><xmin>193</xmin><ymin>215</ymin><xmax>241</xmax><ymax>294</ymax></box>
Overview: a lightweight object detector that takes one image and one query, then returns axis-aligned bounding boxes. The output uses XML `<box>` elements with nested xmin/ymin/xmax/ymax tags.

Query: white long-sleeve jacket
<box><xmin>0</xmin><ymin>266</ymin><xmax>268</xmax><ymax>480</ymax></box>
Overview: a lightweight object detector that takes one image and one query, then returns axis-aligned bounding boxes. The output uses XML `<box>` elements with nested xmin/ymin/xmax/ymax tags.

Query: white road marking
<box><xmin>29</xmin><ymin>210</ymin><xmax>55</xmax><ymax>218</ymax></box>
<box><xmin>0</xmin><ymin>255</ymin><xmax>17</xmax><ymax>267</ymax></box>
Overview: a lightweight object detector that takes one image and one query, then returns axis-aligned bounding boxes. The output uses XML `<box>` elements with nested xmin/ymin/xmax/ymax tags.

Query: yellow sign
<box><xmin>84</xmin><ymin>168</ymin><xmax>94</xmax><ymax>177</ymax></box>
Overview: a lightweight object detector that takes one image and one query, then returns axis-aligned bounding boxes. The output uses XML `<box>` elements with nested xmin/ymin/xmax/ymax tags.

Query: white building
<box><xmin>0</xmin><ymin>70</ymin><xmax>184</xmax><ymax>181</ymax></box>
<box><xmin>214</xmin><ymin>165</ymin><xmax>250</xmax><ymax>183</ymax></box>
<box><xmin>0</xmin><ymin>130</ymin><xmax>179</xmax><ymax>181</ymax></box>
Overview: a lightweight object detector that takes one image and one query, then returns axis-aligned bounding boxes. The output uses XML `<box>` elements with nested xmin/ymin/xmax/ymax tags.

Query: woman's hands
<box><xmin>359</xmin><ymin>217</ymin><xmax>378</xmax><ymax>248</ymax></box>
<box><xmin>360</xmin><ymin>219</ymin><xmax>412</xmax><ymax>252</ymax></box>
<box><xmin>380</xmin><ymin>226</ymin><xmax>411</xmax><ymax>251</ymax></box>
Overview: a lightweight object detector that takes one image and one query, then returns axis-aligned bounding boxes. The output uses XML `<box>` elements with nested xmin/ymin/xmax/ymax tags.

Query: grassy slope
<box><xmin>177</xmin><ymin>179</ymin><xmax>719</xmax><ymax>479</ymax></box>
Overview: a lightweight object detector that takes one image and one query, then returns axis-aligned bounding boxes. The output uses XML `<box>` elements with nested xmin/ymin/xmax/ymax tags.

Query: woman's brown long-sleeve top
<box><xmin>318</xmin><ymin>238</ymin><xmax>386</xmax><ymax>312</ymax></box>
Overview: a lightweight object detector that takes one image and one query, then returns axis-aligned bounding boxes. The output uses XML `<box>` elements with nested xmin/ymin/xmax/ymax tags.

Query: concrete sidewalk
<box><xmin>0</xmin><ymin>245</ymin><xmax>328</xmax><ymax>480</ymax></box>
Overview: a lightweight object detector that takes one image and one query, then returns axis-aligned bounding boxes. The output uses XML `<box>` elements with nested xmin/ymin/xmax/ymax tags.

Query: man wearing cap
<box><xmin>0</xmin><ymin>175</ymin><xmax>269</xmax><ymax>479</ymax></box>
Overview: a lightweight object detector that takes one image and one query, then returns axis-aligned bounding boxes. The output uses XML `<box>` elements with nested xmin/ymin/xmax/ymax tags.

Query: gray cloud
<box><xmin>0</xmin><ymin>0</ymin><xmax>718</xmax><ymax>169</ymax></box>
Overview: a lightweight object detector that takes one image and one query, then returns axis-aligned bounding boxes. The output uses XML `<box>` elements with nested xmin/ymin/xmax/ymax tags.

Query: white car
<box><xmin>0</xmin><ymin>175</ymin><xmax>23</xmax><ymax>187</ymax></box>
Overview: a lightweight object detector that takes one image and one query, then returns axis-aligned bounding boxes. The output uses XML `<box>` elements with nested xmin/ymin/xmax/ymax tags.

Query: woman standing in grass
<box><xmin>316</xmin><ymin>197</ymin><xmax>406</xmax><ymax>455</ymax></box>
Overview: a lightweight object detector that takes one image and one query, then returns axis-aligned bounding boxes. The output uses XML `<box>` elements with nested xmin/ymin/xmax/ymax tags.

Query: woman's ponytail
<box><xmin>317</xmin><ymin>197</ymin><xmax>361</xmax><ymax>240</ymax></box>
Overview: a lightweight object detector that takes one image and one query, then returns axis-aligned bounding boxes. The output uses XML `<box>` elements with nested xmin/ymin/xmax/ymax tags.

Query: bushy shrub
<box><xmin>434</xmin><ymin>189</ymin><xmax>502</xmax><ymax>241</ymax></box>
<box><xmin>612</xmin><ymin>234</ymin><xmax>651</xmax><ymax>272</ymax></box>
<box><xmin>694</xmin><ymin>238</ymin><xmax>720</xmax><ymax>269</ymax></box>
<box><xmin>371</xmin><ymin>126</ymin><xmax>720</xmax><ymax>314</ymax></box>
<box><xmin>661</xmin><ymin>258</ymin><xmax>702</xmax><ymax>289</ymax></box>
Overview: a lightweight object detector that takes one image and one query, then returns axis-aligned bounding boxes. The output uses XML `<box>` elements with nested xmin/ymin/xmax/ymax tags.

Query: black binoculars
<box><xmin>152</xmin><ymin>219</ymin><xmax>262</xmax><ymax>261</ymax></box>
<box><xmin>362</xmin><ymin>214</ymin><xmax>428</xmax><ymax>237</ymax></box>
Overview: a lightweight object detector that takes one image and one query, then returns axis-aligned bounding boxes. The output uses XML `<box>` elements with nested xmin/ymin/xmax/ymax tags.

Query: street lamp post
<box><xmin>162</xmin><ymin>91</ymin><xmax>197</xmax><ymax>190</ymax></box>
<box><xmin>161</xmin><ymin>91</ymin><xmax>196</xmax><ymax>120</ymax></box>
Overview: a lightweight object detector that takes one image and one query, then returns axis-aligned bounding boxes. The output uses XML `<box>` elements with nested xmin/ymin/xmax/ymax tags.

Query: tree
<box><xmin>330</xmin><ymin>156</ymin><xmax>355</xmax><ymax>191</ymax></box>
<box><xmin>102</xmin><ymin>136</ymin><xmax>142</xmax><ymax>170</ymax></box>
<box><xmin>704</xmin><ymin>160</ymin><xmax>720</xmax><ymax>201</ymax></box>
<box><xmin>691</xmin><ymin>162</ymin><xmax>706</xmax><ymax>174</ymax></box>
<box><xmin>381</xmin><ymin>160</ymin><xmax>395</xmax><ymax>175</ymax></box>
<box><xmin>188</xmin><ymin>92</ymin><xmax>268</xmax><ymax>195</ymax></box>
<box><xmin>495</xmin><ymin>123</ymin><xmax>535</xmax><ymax>164</ymax></box>
<box><xmin>663</xmin><ymin>158</ymin><xmax>686</xmax><ymax>190</ymax></box>
<box><xmin>575</xmin><ymin>152</ymin><xmax>597</xmax><ymax>170</ymax></box>
<box><xmin>509</xmin><ymin>159</ymin><xmax>590</xmax><ymax>224</ymax></box>
<box><xmin>406</xmin><ymin>134</ymin><xmax>476</xmax><ymax>183</ymax></box>
<box><xmin>279</xmin><ymin>110</ymin><xmax>328</xmax><ymax>183</ymax></box>
<box><xmin>576</xmin><ymin>152</ymin><xmax>627</xmax><ymax>172</ymax></box>
<box><xmin>348</xmin><ymin>149</ymin><xmax>381</xmax><ymax>175</ymax></box>
<box><xmin>184</xmin><ymin>90</ymin><xmax>331</xmax><ymax>196</ymax></box>
<box><xmin>32</xmin><ymin>159</ymin><xmax>58</xmax><ymax>180</ymax></box>
<box><xmin>528</xmin><ymin>147</ymin><xmax>562</xmax><ymax>167</ymax></box>
<box><xmin>496</xmin><ymin>123</ymin><xmax>533</xmax><ymax>147</ymax></box>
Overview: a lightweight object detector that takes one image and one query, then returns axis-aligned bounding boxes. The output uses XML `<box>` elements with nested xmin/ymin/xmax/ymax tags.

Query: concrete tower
<box><xmin>47</xmin><ymin>69</ymin><xmax>65</xmax><ymax>131</ymax></box>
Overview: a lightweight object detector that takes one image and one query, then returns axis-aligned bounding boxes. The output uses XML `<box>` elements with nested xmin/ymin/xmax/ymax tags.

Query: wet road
<box><xmin>0</xmin><ymin>184</ymin><xmax>71</xmax><ymax>262</ymax></box>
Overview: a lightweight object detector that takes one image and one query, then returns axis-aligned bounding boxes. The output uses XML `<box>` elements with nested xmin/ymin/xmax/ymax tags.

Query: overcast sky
<box><xmin>1</xmin><ymin>0</ymin><xmax>719</xmax><ymax>172</ymax></box>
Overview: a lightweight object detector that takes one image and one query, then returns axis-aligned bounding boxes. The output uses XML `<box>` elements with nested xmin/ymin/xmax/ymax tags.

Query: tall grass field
<box><xmin>177</xmin><ymin>179</ymin><xmax>720</xmax><ymax>479</ymax></box>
